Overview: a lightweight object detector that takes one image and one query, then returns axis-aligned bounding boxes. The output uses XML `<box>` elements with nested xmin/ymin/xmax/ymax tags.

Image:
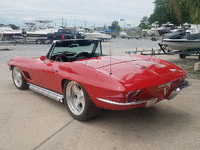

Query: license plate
<box><xmin>146</xmin><ymin>98</ymin><xmax>157</xmax><ymax>107</ymax></box>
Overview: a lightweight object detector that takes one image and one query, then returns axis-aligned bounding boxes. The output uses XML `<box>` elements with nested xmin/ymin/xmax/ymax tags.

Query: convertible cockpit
<box><xmin>46</xmin><ymin>39</ymin><xmax>102</xmax><ymax>62</ymax></box>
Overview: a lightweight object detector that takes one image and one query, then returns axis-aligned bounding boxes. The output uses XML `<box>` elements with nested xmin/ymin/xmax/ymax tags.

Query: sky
<box><xmin>0</xmin><ymin>0</ymin><xmax>155</xmax><ymax>28</ymax></box>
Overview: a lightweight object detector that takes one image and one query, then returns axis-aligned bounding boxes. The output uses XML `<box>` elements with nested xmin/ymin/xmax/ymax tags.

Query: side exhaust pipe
<box><xmin>28</xmin><ymin>83</ymin><xmax>64</xmax><ymax>103</ymax></box>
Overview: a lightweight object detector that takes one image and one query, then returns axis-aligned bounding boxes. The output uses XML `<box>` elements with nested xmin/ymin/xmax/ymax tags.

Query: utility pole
<box><xmin>61</xmin><ymin>17</ymin><xmax>64</xmax><ymax>27</ymax></box>
<box><xmin>84</xmin><ymin>20</ymin><xmax>87</xmax><ymax>28</ymax></box>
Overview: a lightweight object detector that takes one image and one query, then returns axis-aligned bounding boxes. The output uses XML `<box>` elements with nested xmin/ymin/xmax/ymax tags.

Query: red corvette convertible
<box><xmin>8</xmin><ymin>39</ymin><xmax>191</xmax><ymax>121</ymax></box>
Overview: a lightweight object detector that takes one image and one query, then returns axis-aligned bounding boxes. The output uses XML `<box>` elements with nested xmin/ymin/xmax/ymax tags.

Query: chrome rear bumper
<box><xmin>168</xmin><ymin>80</ymin><xmax>191</xmax><ymax>100</ymax></box>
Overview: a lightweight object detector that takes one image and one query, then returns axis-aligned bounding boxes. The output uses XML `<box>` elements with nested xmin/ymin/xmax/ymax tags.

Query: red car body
<box><xmin>8</xmin><ymin>39</ymin><xmax>190</xmax><ymax>120</ymax></box>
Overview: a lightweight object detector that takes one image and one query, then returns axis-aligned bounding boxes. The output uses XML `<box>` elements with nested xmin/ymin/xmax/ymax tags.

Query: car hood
<box><xmin>76</xmin><ymin>55</ymin><xmax>186</xmax><ymax>88</ymax></box>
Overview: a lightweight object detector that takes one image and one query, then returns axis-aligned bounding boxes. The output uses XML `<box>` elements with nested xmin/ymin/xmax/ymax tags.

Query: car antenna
<box><xmin>109</xmin><ymin>40</ymin><xmax>112</xmax><ymax>75</ymax></box>
<box><xmin>109</xmin><ymin>9</ymin><xmax>112</xmax><ymax>75</ymax></box>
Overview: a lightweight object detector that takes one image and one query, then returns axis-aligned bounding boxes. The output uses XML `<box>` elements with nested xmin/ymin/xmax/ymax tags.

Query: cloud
<box><xmin>0</xmin><ymin>0</ymin><xmax>154</xmax><ymax>27</ymax></box>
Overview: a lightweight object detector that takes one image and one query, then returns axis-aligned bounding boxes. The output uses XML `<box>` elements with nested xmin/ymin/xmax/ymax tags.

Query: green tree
<box><xmin>148</xmin><ymin>0</ymin><xmax>179</xmax><ymax>25</ymax></box>
<box><xmin>138</xmin><ymin>16</ymin><xmax>149</xmax><ymax>29</ymax></box>
<box><xmin>148</xmin><ymin>0</ymin><xmax>200</xmax><ymax>25</ymax></box>
<box><xmin>111</xmin><ymin>20</ymin><xmax>121</xmax><ymax>32</ymax></box>
<box><xmin>183</xmin><ymin>0</ymin><xmax>200</xmax><ymax>24</ymax></box>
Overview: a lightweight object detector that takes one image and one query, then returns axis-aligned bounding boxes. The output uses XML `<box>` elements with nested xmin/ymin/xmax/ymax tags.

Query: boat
<box><xmin>163</xmin><ymin>25</ymin><xmax>200</xmax><ymax>51</ymax></box>
<box><xmin>83</xmin><ymin>31</ymin><xmax>112</xmax><ymax>41</ymax></box>
<box><xmin>119</xmin><ymin>31</ymin><xmax>130</xmax><ymax>38</ymax></box>
<box><xmin>77</xmin><ymin>26</ymin><xmax>85</xmax><ymax>34</ymax></box>
<box><xmin>163</xmin><ymin>38</ymin><xmax>200</xmax><ymax>51</ymax></box>
<box><xmin>157</xmin><ymin>23</ymin><xmax>176</xmax><ymax>36</ymax></box>
<box><xmin>142</xmin><ymin>22</ymin><xmax>160</xmax><ymax>37</ymax></box>
<box><xmin>0</xmin><ymin>21</ymin><xmax>58</xmax><ymax>44</ymax></box>
<box><xmin>0</xmin><ymin>25</ymin><xmax>21</xmax><ymax>41</ymax></box>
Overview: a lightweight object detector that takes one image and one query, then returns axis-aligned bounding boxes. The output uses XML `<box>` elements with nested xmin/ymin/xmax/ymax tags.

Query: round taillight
<box><xmin>136</xmin><ymin>90</ymin><xmax>142</xmax><ymax>96</ymax></box>
<box><xmin>126</xmin><ymin>91</ymin><xmax>135</xmax><ymax>98</ymax></box>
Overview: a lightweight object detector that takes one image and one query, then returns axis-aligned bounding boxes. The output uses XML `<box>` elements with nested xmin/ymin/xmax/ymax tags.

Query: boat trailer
<box><xmin>126</xmin><ymin>43</ymin><xmax>200</xmax><ymax>60</ymax></box>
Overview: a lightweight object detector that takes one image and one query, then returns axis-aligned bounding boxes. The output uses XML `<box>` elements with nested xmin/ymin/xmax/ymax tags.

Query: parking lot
<box><xmin>0</xmin><ymin>38</ymin><xmax>200</xmax><ymax>150</ymax></box>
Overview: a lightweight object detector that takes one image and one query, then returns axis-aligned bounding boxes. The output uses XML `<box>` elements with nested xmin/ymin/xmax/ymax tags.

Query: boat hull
<box><xmin>163</xmin><ymin>39</ymin><xmax>200</xmax><ymax>51</ymax></box>
<box><xmin>84</xmin><ymin>33</ymin><xmax>111</xmax><ymax>40</ymax></box>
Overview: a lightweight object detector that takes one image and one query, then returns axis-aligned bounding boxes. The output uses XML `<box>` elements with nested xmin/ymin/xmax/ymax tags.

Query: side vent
<box><xmin>23</xmin><ymin>71</ymin><xmax>31</xmax><ymax>80</ymax></box>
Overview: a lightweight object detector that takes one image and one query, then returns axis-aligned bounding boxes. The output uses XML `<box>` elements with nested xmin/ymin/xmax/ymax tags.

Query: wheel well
<box><xmin>10</xmin><ymin>65</ymin><xmax>14</xmax><ymax>70</ymax></box>
<box><xmin>61</xmin><ymin>79</ymin><xmax>69</xmax><ymax>92</ymax></box>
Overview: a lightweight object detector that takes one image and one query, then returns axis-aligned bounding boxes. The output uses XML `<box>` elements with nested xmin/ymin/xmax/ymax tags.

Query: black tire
<box><xmin>36</xmin><ymin>39</ymin><xmax>42</xmax><ymax>44</ymax></box>
<box><xmin>179</xmin><ymin>54</ymin><xmax>186</xmax><ymax>59</ymax></box>
<box><xmin>63</xmin><ymin>81</ymin><xmax>99</xmax><ymax>121</ymax></box>
<box><xmin>43</xmin><ymin>40</ymin><xmax>48</xmax><ymax>44</ymax></box>
<box><xmin>12</xmin><ymin>67</ymin><xmax>28</xmax><ymax>90</ymax></box>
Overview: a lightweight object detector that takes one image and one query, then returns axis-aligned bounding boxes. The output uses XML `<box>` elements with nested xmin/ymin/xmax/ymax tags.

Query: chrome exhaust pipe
<box><xmin>29</xmin><ymin>83</ymin><xmax>64</xmax><ymax>103</ymax></box>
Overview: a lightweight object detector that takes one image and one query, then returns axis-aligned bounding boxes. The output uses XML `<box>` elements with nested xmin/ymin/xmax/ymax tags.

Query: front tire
<box><xmin>179</xmin><ymin>54</ymin><xmax>186</xmax><ymax>59</ymax></box>
<box><xmin>64</xmin><ymin>81</ymin><xmax>98</xmax><ymax>121</ymax></box>
<box><xmin>12</xmin><ymin>67</ymin><xmax>28</xmax><ymax>90</ymax></box>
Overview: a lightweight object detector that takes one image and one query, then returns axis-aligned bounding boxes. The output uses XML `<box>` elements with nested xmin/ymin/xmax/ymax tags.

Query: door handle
<box><xmin>52</xmin><ymin>69</ymin><xmax>57</xmax><ymax>74</ymax></box>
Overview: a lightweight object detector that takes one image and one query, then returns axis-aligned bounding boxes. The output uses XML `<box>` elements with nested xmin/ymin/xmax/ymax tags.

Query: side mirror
<box><xmin>40</xmin><ymin>55</ymin><xmax>47</xmax><ymax>61</ymax></box>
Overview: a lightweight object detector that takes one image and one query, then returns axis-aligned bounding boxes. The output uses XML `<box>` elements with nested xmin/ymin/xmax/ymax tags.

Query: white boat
<box><xmin>163</xmin><ymin>38</ymin><xmax>200</xmax><ymax>51</ymax></box>
<box><xmin>0</xmin><ymin>21</ymin><xmax>58</xmax><ymax>43</ymax></box>
<box><xmin>157</xmin><ymin>23</ymin><xmax>176</xmax><ymax>36</ymax></box>
<box><xmin>83</xmin><ymin>31</ymin><xmax>111</xmax><ymax>40</ymax></box>
<box><xmin>0</xmin><ymin>25</ymin><xmax>21</xmax><ymax>41</ymax></box>
<box><xmin>77</xmin><ymin>26</ymin><xmax>85</xmax><ymax>34</ymax></box>
<box><xmin>142</xmin><ymin>29</ymin><xmax>156</xmax><ymax>37</ymax></box>
<box><xmin>120</xmin><ymin>31</ymin><xmax>130</xmax><ymax>38</ymax></box>
<box><xmin>163</xmin><ymin>24</ymin><xmax>200</xmax><ymax>51</ymax></box>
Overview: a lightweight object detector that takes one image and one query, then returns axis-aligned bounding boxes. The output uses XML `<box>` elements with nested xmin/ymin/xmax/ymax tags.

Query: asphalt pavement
<box><xmin>0</xmin><ymin>38</ymin><xmax>199</xmax><ymax>150</ymax></box>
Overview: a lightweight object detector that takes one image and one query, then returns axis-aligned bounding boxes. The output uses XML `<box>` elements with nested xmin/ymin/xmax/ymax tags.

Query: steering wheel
<box><xmin>75</xmin><ymin>52</ymin><xmax>91</xmax><ymax>61</ymax></box>
<box><xmin>55</xmin><ymin>55</ymin><xmax>69</xmax><ymax>62</ymax></box>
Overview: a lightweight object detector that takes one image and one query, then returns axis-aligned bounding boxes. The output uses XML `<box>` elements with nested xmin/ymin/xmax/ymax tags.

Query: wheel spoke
<box><xmin>76</xmin><ymin>91</ymin><xmax>85</xmax><ymax>109</ymax></box>
<box><xmin>72</xmin><ymin>84</ymin><xmax>81</xmax><ymax>94</ymax></box>
<box><xmin>66</xmin><ymin>81</ymin><xmax>86</xmax><ymax>115</ymax></box>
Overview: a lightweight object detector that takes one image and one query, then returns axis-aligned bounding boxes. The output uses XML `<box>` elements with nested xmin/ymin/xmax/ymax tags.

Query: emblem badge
<box><xmin>170</xmin><ymin>69</ymin><xmax>177</xmax><ymax>72</ymax></box>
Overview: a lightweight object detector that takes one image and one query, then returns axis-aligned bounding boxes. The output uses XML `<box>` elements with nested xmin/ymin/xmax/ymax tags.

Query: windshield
<box><xmin>48</xmin><ymin>40</ymin><xmax>101</xmax><ymax>59</ymax></box>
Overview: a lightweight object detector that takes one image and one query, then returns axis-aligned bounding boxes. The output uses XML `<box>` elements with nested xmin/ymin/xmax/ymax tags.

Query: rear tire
<box><xmin>179</xmin><ymin>54</ymin><xmax>186</xmax><ymax>59</ymax></box>
<box><xmin>12</xmin><ymin>67</ymin><xmax>28</xmax><ymax>90</ymax></box>
<box><xmin>64</xmin><ymin>81</ymin><xmax>99</xmax><ymax>121</ymax></box>
<box><xmin>43</xmin><ymin>40</ymin><xmax>48</xmax><ymax>44</ymax></box>
<box><xmin>36</xmin><ymin>39</ymin><xmax>42</xmax><ymax>44</ymax></box>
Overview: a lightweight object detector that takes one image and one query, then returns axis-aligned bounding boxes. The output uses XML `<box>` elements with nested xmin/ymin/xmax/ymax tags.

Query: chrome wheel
<box><xmin>12</xmin><ymin>67</ymin><xmax>28</xmax><ymax>90</ymax></box>
<box><xmin>66</xmin><ymin>81</ymin><xmax>85</xmax><ymax>115</ymax></box>
<box><xmin>13</xmin><ymin>67</ymin><xmax>22</xmax><ymax>88</ymax></box>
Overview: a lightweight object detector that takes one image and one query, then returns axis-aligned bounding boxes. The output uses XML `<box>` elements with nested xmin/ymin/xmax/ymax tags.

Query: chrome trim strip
<box><xmin>28</xmin><ymin>83</ymin><xmax>64</xmax><ymax>102</ymax></box>
<box><xmin>97</xmin><ymin>98</ymin><xmax>148</xmax><ymax>106</ymax></box>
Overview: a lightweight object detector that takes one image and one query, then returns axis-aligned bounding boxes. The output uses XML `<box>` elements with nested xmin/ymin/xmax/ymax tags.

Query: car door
<box><xmin>41</xmin><ymin>59</ymin><xmax>64</xmax><ymax>93</ymax></box>
<box><xmin>31</xmin><ymin>58</ymin><xmax>64</xmax><ymax>93</ymax></box>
